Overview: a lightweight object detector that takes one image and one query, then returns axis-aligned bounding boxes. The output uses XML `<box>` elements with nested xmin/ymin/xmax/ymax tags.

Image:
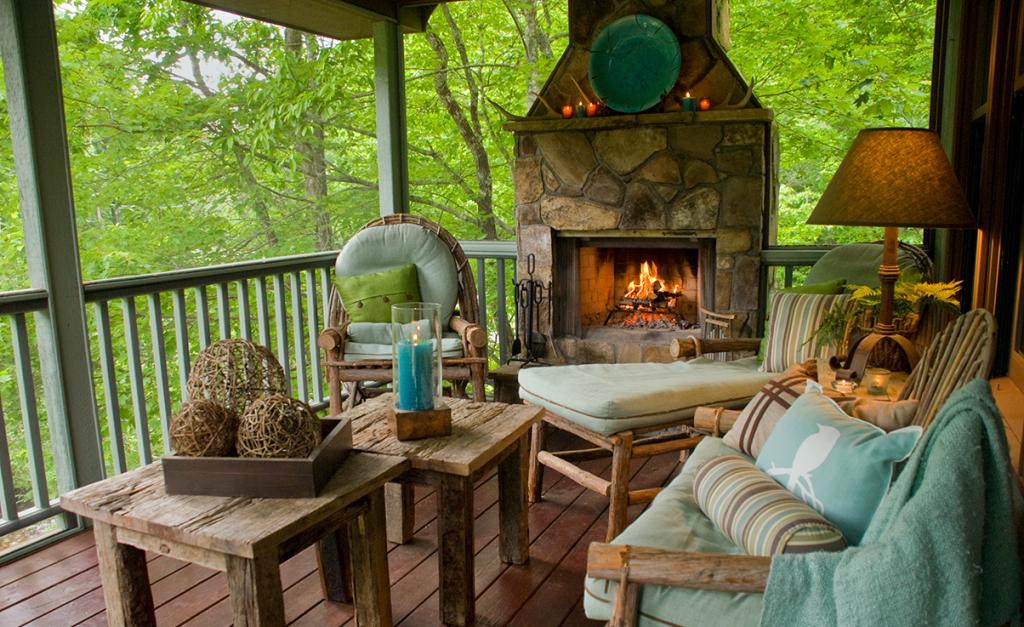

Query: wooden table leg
<box><xmin>528</xmin><ymin>422</ymin><xmax>545</xmax><ymax>503</ymax></box>
<box><xmin>498</xmin><ymin>433</ymin><xmax>530</xmax><ymax>564</ymax></box>
<box><xmin>93</xmin><ymin>521</ymin><xmax>156</xmax><ymax>627</ymax></box>
<box><xmin>437</xmin><ymin>473</ymin><xmax>475</xmax><ymax>626</ymax></box>
<box><xmin>225</xmin><ymin>551</ymin><xmax>286</xmax><ymax>627</ymax></box>
<box><xmin>385</xmin><ymin>481</ymin><xmax>415</xmax><ymax>544</ymax></box>
<box><xmin>348</xmin><ymin>488</ymin><xmax>394</xmax><ymax>627</ymax></box>
<box><xmin>316</xmin><ymin>528</ymin><xmax>353</xmax><ymax>603</ymax></box>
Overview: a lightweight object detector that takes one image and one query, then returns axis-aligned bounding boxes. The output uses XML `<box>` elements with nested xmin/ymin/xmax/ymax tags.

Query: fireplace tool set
<box><xmin>512</xmin><ymin>253</ymin><xmax>552</xmax><ymax>364</ymax></box>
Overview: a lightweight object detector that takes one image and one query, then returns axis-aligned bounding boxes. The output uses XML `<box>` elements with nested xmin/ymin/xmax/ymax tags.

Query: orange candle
<box><xmin>586</xmin><ymin>102</ymin><xmax>597</xmax><ymax>117</ymax></box>
<box><xmin>562</xmin><ymin>105</ymin><xmax>573</xmax><ymax>119</ymax></box>
<box><xmin>699</xmin><ymin>98</ymin><xmax>711</xmax><ymax>111</ymax></box>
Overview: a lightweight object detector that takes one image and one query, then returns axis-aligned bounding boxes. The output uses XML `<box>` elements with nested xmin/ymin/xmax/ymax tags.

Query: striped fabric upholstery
<box><xmin>694</xmin><ymin>454</ymin><xmax>847</xmax><ymax>556</ymax></box>
<box><xmin>759</xmin><ymin>292</ymin><xmax>850</xmax><ymax>373</ymax></box>
<box><xmin>723</xmin><ymin>362</ymin><xmax>813</xmax><ymax>457</ymax></box>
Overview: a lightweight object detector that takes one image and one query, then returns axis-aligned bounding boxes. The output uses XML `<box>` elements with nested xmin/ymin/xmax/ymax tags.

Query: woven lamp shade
<box><xmin>807</xmin><ymin>128</ymin><xmax>976</xmax><ymax>228</ymax></box>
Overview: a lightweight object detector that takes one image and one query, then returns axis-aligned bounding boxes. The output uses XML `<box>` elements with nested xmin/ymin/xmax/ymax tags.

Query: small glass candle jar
<box><xmin>865</xmin><ymin>368</ymin><xmax>892</xmax><ymax>395</ymax></box>
<box><xmin>392</xmin><ymin>302</ymin><xmax>442</xmax><ymax>411</ymax></box>
<box><xmin>835</xmin><ymin>379</ymin><xmax>854</xmax><ymax>394</ymax></box>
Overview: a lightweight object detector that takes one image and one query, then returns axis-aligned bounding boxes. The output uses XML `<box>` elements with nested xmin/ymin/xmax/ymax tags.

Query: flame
<box><xmin>623</xmin><ymin>261</ymin><xmax>681</xmax><ymax>301</ymax></box>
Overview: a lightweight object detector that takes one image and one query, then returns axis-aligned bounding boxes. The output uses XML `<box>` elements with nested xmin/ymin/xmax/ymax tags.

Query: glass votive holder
<box><xmin>865</xmin><ymin>368</ymin><xmax>892</xmax><ymax>395</ymax></box>
<box><xmin>391</xmin><ymin>302</ymin><xmax>442</xmax><ymax>411</ymax></box>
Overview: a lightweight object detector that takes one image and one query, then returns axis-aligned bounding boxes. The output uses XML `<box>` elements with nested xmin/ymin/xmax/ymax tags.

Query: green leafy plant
<box><xmin>812</xmin><ymin>273</ymin><xmax>963</xmax><ymax>352</ymax></box>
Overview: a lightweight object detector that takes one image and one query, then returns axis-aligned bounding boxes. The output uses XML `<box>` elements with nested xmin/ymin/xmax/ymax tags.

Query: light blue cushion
<box><xmin>755</xmin><ymin>389</ymin><xmax>922</xmax><ymax>545</ymax></box>
<box><xmin>518</xmin><ymin>357</ymin><xmax>774</xmax><ymax>436</ymax></box>
<box><xmin>584</xmin><ymin>437</ymin><xmax>764</xmax><ymax>627</ymax></box>
<box><xmin>343</xmin><ymin>323</ymin><xmax>464</xmax><ymax>361</ymax></box>
<box><xmin>336</xmin><ymin>223</ymin><xmax>460</xmax><ymax>327</ymax></box>
<box><xmin>804</xmin><ymin>243</ymin><xmax>922</xmax><ymax>288</ymax></box>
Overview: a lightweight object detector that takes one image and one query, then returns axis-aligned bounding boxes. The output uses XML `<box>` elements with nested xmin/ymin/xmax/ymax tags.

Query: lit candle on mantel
<box><xmin>699</xmin><ymin>98</ymin><xmax>711</xmax><ymax>111</ymax></box>
<box><xmin>586</xmin><ymin>102</ymin><xmax>597</xmax><ymax>117</ymax></box>
<box><xmin>562</xmin><ymin>105</ymin><xmax>573</xmax><ymax>119</ymax></box>
<box><xmin>575</xmin><ymin>101</ymin><xmax>585</xmax><ymax>118</ymax></box>
<box><xmin>681</xmin><ymin>92</ymin><xmax>697</xmax><ymax>112</ymax></box>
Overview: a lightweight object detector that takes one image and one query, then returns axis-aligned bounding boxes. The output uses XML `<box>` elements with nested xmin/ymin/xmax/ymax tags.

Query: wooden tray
<box><xmin>162</xmin><ymin>417</ymin><xmax>353</xmax><ymax>498</ymax></box>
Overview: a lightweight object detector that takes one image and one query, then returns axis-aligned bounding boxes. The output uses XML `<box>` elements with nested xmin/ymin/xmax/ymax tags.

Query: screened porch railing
<box><xmin>0</xmin><ymin>241</ymin><xmax>517</xmax><ymax>562</ymax></box>
<box><xmin>0</xmin><ymin>243</ymin><xmax>828</xmax><ymax>561</ymax></box>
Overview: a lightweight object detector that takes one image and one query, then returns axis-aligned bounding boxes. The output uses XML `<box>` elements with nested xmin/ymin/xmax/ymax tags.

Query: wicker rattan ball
<box><xmin>186</xmin><ymin>338</ymin><xmax>287</xmax><ymax>417</ymax></box>
<box><xmin>236</xmin><ymin>395</ymin><xmax>322</xmax><ymax>458</ymax></box>
<box><xmin>169</xmin><ymin>400</ymin><xmax>238</xmax><ymax>457</ymax></box>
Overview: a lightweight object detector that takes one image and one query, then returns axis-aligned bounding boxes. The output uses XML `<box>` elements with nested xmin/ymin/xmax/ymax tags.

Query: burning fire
<box><xmin>623</xmin><ymin>261</ymin><xmax>681</xmax><ymax>301</ymax></box>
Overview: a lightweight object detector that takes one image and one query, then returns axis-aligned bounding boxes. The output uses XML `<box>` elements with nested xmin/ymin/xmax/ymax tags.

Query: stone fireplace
<box><xmin>508</xmin><ymin>0</ymin><xmax>777</xmax><ymax>365</ymax></box>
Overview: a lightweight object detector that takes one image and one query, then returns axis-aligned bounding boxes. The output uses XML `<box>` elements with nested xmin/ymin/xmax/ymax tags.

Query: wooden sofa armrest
<box><xmin>693</xmin><ymin>407</ymin><xmax>743</xmax><ymax>436</ymax></box>
<box><xmin>317</xmin><ymin>321</ymin><xmax>351</xmax><ymax>356</ymax></box>
<box><xmin>449</xmin><ymin>316</ymin><xmax>487</xmax><ymax>358</ymax></box>
<box><xmin>587</xmin><ymin>543</ymin><xmax>770</xmax><ymax>593</ymax></box>
<box><xmin>669</xmin><ymin>337</ymin><xmax>764</xmax><ymax>360</ymax></box>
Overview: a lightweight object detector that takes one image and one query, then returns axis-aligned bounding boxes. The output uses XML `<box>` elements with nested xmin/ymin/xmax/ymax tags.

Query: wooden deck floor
<box><xmin>0</xmin><ymin>430</ymin><xmax>683</xmax><ymax>627</ymax></box>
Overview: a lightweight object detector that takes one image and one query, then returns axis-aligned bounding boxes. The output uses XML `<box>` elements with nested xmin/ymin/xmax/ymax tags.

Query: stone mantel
<box><xmin>502</xmin><ymin>109</ymin><xmax>775</xmax><ymax>133</ymax></box>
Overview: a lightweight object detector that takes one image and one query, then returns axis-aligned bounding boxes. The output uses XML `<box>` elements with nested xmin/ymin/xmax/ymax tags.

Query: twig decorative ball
<box><xmin>236</xmin><ymin>395</ymin><xmax>322</xmax><ymax>458</ymax></box>
<box><xmin>169</xmin><ymin>400</ymin><xmax>238</xmax><ymax>457</ymax></box>
<box><xmin>186</xmin><ymin>338</ymin><xmax>287</xmax><ymax>417</ymax></box>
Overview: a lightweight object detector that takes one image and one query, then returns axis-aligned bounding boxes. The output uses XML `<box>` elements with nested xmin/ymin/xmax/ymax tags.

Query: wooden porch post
<box><xmin>0</xmin><ymin>0</ymin><xmax>105</xmax><ymax>491</ymax></box>
<box><xmin>373</xmin><ymin>19</ymin><xmax>410</xmax><ymax>216</ymax></box>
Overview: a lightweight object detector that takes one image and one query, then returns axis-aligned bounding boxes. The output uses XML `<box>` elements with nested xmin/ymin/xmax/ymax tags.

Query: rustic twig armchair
<box><xmin>319</xmin><ymin>214</ymin><xmax>488</xmax><ymax>413</ymax></box>
<box><xmin>584</xmin><ymin>308</ymin><xmax>1002</xmax><ymax>627</ymax></box>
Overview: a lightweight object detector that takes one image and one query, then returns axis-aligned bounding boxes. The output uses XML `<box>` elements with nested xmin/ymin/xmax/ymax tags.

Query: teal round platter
<box><xmin>588</xmin><ymin>14</ymin><xmax>681</xmax><ymax>113</ymax></box>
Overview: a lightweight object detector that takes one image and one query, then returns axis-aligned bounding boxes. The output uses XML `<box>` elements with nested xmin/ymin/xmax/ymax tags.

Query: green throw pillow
<box><xmin>755</xmin><ymin>388</ymin><xmax>922</xmax><ymax>545</ymax></box>
<box><xmin>777</xmin><ymin>278</ymin><xmax>847</xmax><ymax>294</ymax></box>
<box><xmin>334</xmin><ymin>264</ymin><xmax>421</xmax><ymax>323</ymax></box>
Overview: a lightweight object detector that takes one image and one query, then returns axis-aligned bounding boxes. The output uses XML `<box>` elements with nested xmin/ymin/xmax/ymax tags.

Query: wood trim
<box><xmin>587</xmin><ymin>543</ymin><xmax>771</xmax><ymax>593</ymax></box>
<box><xmin>1009</xmin><ymin>350</ymin><xmax>1024</xmax><ymax>391</ymax></box>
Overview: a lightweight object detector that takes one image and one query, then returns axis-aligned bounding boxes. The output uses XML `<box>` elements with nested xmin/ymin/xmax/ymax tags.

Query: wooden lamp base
<box><xmin>386</xmin><ymin>401</ymin><xmax>452</xmax><ymax>440</ymax></box>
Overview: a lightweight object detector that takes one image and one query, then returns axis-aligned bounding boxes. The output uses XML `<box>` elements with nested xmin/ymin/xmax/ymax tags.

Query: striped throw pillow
<box><xmin>759</xmin><ymin>292</ymin><xmax>850</xmax><ymax>373</ymax></box>
<box><xmin>694</xmin><ymin>454</ymin><xmax>847</xmax><ymax>556</ymax></box>
<box><xmin>723</xmin><ymin>362</ymin><xmax>814</xmax><ymax>457</ymax></box>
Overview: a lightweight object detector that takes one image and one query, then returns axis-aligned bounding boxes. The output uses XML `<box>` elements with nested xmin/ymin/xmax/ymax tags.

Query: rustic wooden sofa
<box><xmin>521</xmin><ymin>242</ymin><xmax>933</xmax><ymax>541</ymax></box>
<box><xmin>583</xmin><ymin>309</ymin><xmax>1015</xmax><ymax>627</ymax></box>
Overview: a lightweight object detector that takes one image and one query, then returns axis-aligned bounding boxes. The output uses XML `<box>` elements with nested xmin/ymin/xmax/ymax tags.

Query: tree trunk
<box><xmin>425</xmin><ymin>22</ymin><xmax>498</xmax><ymax>240</ymax></box>
<box><xmin>285</xmin><ymin>28</ymin><xmax>333</xmax><ymax>251</ymax></box>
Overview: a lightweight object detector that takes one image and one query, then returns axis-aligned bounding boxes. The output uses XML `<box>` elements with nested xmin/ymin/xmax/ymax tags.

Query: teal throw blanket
<box><xmin>760</xmin><ymin>378</ymin><xmax>1023</xmax><ymax>626</ymax></box>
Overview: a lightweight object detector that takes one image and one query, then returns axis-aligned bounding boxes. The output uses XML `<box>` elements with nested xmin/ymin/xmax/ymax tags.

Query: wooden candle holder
<box><xmin>386</xmin><ymin>401</ymin><xmax>452</xmax><ymax>440</ymax></box>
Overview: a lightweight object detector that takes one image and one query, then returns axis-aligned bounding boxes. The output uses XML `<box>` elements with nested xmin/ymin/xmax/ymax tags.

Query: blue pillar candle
<box><xmin>681</xmin><ymin>92</ymin><xmax>697</xmax><ymax>112</ymax></box>
<box><xmin>396</xmin><ymin>334</ymin><xmax>434</xmax><ymax>411</ymax></box>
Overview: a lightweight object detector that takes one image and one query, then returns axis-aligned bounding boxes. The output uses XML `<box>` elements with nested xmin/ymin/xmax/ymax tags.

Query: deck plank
<box><xmin>0</xmin><ymin>427</ymin><xmax>685</xmax><ymax>627</ymax></box>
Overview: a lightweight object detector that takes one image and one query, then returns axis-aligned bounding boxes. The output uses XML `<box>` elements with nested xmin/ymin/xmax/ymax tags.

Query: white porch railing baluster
<box><xmin>195</xmin><ymin>287</ymin><xmax>211</xmax><ymax>350</ymax></box>
<box><xmin>305</xmin><ymin>270</ymin><xmax>323</xmax><ymax>405</ymax></box>
<box><xmin>216</xmin><ymin>282</ymin><xmax>231</xmax><ymax>340</ymax></box>
<box><xmin>121</xmin><ymin>298</ymin><xmax>152</xmax><ymax>464</ymax></box>
<box><xmin>12</xmin><ymin>313</ymin><xmax>49</xmax><ymax>508</ymax></box>
<box><xmin>172</xmin><ymin>289</ymin><xmax>191</xmax><ymax>404</ymax></box>
<box><xmin>237</xmin><ymin>280</ymin><xmax>252</xmax><ymax>341</ymax></box>
<box><xmin>94</xmin><ymin>302</ymin><xmax>127</xmax><ymax>475</ymax></box>
<box><xmin>147</xmin><ymin>293</ymin><xmax>172</xmax><ymax>451</ymax></box>
<box><xmin>0</xmin><ymin>394</ymin><xmax>17</xmax><ymax>521</ymax></box>
<box><xmin>256</xmin><ymin>277</ymin><xmax>271</xmax><ymax>347</ymax></box>
<box><xmin>272</xmin><ymin>274</ymin><xmax>290</xmax><ymax>396</ymax></box>
<box><xmin>291</xmin><ymin>272</ymin><xmax>308</xmax><ymax>402</ymax></box>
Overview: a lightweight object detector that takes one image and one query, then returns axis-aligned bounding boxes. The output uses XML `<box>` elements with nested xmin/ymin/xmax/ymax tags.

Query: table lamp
<box><xmin>806</xmin><ymin>128</ymin><xmax>976</xmax><ymax>380</ymax></box>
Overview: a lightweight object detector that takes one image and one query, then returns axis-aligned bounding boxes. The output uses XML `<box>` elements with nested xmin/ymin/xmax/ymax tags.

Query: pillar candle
<box><xmin>699</xmin><ymin>98</ymin><xmax>711</xmax><ymax>111</ymax></box>
<box><xmin>575</xmin><ymin>102</ymin><xmax>585</xmax><ymax>118</ymax></box>
<box><xmin>396</xmin><ymin>335</ymin><xmax>434</xmax><ymax>411</ymax></box>
<box><xmin>562</xmin><ymin>105</ymin><xmax>573</xmax><ymax>119</ymax></box>
<box><xmin>681</xmin><ymin>92</ymin><xmax>697</xmax><ymax>112</ymax></box>
<box><xmin>586</xmin><ymin>102</ymin><xmax>597</xmax><ymax>117</ymax></box>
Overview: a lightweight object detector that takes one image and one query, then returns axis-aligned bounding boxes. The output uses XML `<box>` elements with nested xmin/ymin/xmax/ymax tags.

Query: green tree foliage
<box><xmin>728</xmin><ymin>0</ymin><xmax>935</xmax><ymax>245</ymax></box>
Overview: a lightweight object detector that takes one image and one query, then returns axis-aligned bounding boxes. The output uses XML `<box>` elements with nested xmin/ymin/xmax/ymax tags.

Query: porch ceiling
<box><xmin>181</xmin><ymin>0</ymin><xmax>458</xmax><ymax>40</ymax></box>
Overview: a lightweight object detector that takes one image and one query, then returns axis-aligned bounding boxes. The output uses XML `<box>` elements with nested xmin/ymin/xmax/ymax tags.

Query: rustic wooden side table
<box><xmin>343</xmin><ymin>395</ymin><xmax>545</xmax><ymax>626</ymax></box>
<box><xmin>61</xmin><ymin>452</ymin><xmax>408</xmax><ymax>627</ymax></box>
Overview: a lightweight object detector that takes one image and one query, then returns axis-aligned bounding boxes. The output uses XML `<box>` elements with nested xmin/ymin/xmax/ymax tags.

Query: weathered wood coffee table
<box><xmin>343</xmin><ymin>395</ymin><xmax>545</xmax><ymax>626</ymax></box>
<box><xmin>61</xmin><ymin>452</ymin><xmax>408</xmax><ymax>627</ymax></box>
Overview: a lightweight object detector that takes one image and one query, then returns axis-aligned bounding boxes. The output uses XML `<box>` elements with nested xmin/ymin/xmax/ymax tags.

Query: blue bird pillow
<box><xmin>754</xmin><ymin>388</ymin><xmax>922</xmax><ymax>545</ymax></box>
